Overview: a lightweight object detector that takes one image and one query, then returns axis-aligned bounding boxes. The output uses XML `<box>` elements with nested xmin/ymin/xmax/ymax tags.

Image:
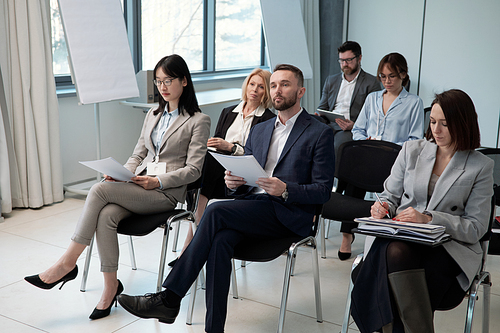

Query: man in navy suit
<box><xmin>118</xmin><ymin>64</ymin><xmax>335</xmax><ymax>333</ymax></box>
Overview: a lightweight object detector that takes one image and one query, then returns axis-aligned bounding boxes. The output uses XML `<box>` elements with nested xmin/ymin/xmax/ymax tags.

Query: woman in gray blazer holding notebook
<box><xmin>25</xmin><ymin>55</ymin><xmax>210</xmax><ymax>320</ymax></box>
<box><xmin>351</xmin><ymin>89</ymin><xmax>494</xmax><ymax>333</ymax></box>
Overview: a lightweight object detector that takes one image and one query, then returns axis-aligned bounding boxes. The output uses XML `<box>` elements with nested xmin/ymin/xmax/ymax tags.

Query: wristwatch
<box><xmin>281</xmin><ymin>184</ymin><xmax>289</xmax><ymax>201</ymax></box>
<box><xmin>231</xmin><ymin>144</ymin><xmax>237</xmax><ymax>155</ymax></box>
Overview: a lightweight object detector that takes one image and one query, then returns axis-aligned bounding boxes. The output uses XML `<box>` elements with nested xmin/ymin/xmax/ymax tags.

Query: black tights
<box><xmin>386</xmin><ymin>241</ymin><xmax>466</xmax><ymax>310</ymax></box>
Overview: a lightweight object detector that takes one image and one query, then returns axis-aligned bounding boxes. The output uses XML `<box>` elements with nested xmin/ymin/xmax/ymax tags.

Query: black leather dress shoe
<box><xmin>117</xmin><ymin>292</ymin><xmax>180</xmax><ymax>324</ymax></box>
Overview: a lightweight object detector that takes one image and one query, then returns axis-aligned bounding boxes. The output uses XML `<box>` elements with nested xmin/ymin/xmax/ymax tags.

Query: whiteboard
<box><xmin>58</xmin><ymin>0</ymin><xmax>139</xmax><ymax>104</ymax></box>
<box><xmin>260</xmin><ymin>0</ymin><xmax>313</xmax><ymax>79</ymax></box>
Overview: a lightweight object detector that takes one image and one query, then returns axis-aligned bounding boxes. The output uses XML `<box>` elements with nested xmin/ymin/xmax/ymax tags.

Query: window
<box><xmin>50</xmin><ymin>0</ymin><xmax>70</xmax><ymax>77</ymax></box>
<box><xmin>215</xmin><ymin>0</ymin><xmax>262</xmax><ymax>70</ymax></box>
<box><xmin>141</xmin><ymin>0</ymin><xmax>204</xmax><ymax>71</ymax></box>
<box><xmin>51</xmin><ymin>0</ymin><xmax>265</xmax><ymax>86</ymax></box>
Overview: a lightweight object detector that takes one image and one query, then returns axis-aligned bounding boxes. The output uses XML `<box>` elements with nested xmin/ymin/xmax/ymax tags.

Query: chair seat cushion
<box><xmin>321</xmin><ymin>192</ymin><xmax>374</xmax><ymax>221</ymax></box>
<box><xmin>233</xmin><ymin>236</ymin><xmax>302</xmax><ymax>262</ymax></box>
<box><xmin>117</xmin><ymin>209</ymin><xmax>186</xmax><ymax>236</ymax></box>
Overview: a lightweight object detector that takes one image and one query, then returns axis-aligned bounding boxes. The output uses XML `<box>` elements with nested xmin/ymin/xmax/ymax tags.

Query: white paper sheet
<box><xmin>79</xmin><ymin>157</ymin><xmax>135</xmax><ymax>182</ymax></box>
<box><xmin>209</xmin><ymin>152</ymin><xmax>268</xmax><ymax>187</ymax></box>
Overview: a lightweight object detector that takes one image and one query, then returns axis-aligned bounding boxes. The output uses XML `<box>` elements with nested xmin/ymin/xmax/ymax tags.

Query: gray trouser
<box><xmin>329</xmin><ymin>122</ymin><xmax>353</xmax><ymax>159</ymax></box>
<box><xmin>71</xmin><ymin>181</ymin><xmax>176</xmax><ymax>272</ymax></box>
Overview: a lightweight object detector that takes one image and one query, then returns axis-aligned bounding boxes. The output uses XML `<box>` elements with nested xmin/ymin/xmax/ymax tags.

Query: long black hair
<box><xmin>154</xmin><ymin>54</ymin><xmax>200</xmax><ymax>116</ymax></box>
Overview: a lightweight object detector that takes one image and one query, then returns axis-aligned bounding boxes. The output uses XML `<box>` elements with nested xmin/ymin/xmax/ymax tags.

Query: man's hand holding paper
<box><xmin>255</xmin><ymin>177</ymin><xmax>286</xmax><ymax>196</ymax></box>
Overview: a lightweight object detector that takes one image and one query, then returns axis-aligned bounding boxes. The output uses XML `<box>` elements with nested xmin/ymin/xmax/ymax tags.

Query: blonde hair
<box><xmin>241</xmin><ymin>68</ymin><xmax>272</xmax><ymax>109</ymax></box>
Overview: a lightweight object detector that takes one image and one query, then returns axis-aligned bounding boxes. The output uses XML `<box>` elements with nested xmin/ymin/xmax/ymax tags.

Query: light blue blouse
<box><xmin>352</xmin><ymin>88</ymin><xmax>424</xmax><ymax>145</ymax></box>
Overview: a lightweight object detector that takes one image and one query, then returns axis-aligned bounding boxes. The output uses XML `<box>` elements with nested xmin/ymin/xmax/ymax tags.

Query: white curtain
<box><xmin>0</xmin><ymin>0</ymin><xmax>64</xmax><ymax>212</ymax></box>
<box><xmin>300</xmin><ymin>0</ymin><xmax>321</xmax><ymax>113</ymax></box>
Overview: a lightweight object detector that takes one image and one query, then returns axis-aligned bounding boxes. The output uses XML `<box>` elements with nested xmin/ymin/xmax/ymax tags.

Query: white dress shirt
<box><xmin>254</xmin><ymin>108</ymin><xmax>303</xmax><ymax>194</ymax></box>
<box><xmin>333</xmin><ymin>71</ymin><xmax>360</xmax><ymax>120</ymax></box>
<box><xmin>151</xmin><ymin>107</ymin><xmax>179</xmax><ymax>155</ymax></box>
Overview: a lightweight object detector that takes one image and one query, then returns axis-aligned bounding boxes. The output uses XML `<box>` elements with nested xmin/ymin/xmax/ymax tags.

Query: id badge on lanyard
<box><xmin>147</xmin><ymin>155</ymin><xmax>166</xmax><ymax>176</ymax></box>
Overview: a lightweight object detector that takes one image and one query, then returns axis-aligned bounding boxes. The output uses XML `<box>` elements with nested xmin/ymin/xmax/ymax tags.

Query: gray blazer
<box><xmin>124</xmin><ymin>106</ymin><xmax>211</xmax><ymax>203</ymax></box>
<box><xmin>318</xmin><ymin>69</ymin><xmax>381</xmax><ymax>122</ymax></box>
<box><xmin>381</xmin><ymin>139</ymin><xmax>494</xmax><ymax>290</ymax></box>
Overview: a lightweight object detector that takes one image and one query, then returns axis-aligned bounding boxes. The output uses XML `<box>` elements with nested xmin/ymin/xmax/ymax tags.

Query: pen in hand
<box><xmin>374</xmin><ymin>193</ymin><xmax>391</xmax><ymax>219</ymax></box>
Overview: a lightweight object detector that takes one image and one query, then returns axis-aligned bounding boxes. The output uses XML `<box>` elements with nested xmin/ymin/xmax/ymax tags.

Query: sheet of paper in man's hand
<box><xmin>79</xmin><ymin>157</ymin><xmax>135</xmax><ymax>182</ymax></box>
<box><xmin>209</xmin><ymin>152</ymin><xmax>268</xmax><ymax>187</ymax></box>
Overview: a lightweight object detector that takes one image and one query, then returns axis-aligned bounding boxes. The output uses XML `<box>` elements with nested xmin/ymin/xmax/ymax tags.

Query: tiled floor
<box><xmin>1</xmin><ymin>194</ymin><xmax>499</xmax><ymax>332</ymax></box>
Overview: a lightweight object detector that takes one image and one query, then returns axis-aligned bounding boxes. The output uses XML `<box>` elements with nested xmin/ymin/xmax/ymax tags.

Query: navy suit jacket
<box><xmin>234</xmin><ymin>109</ymin><xmax>335</xmax><ymax>237</ymax></box>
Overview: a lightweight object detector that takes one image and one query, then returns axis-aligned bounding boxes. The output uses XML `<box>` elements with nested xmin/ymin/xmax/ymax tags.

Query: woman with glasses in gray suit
<box><xmin>25</xmin><ymin>54</ymin><xmax>210</xmax><ymax>321</ymax></box>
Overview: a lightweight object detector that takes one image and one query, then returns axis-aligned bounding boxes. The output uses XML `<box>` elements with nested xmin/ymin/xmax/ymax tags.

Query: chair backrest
<box><xmin>335</xmin><ymin>140</ymin><xmax>402</xmax><ymax>194</ymax></box>
<box><xmin>117</xmin><ymin>152</ymin><xmax>209</xmax><ymax>236</ymax></box>
<box><xmin>424</xmin><ymin>106</ymin><xmax>431</xmax><ymax>136</ymax></box>
<box><xmin>478</xmin><ymin>148</ymin><xmax>500</xmax><ymax>206</ymax></box>
<box><xmin>184</xmin><ymin>152</ymin><xmax>210</xmax><ymax>212</ymax></box>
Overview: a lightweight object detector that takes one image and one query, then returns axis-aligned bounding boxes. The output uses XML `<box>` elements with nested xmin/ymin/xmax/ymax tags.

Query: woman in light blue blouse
<box><xmin>340</xmin><ymin>53</ymin><xmax>424</xmax><ymax>260</ymax></box>
<box><xmin>352</xmin><ymin>53</ymin><xmax>424</xmax><ymax>145</ymax></box>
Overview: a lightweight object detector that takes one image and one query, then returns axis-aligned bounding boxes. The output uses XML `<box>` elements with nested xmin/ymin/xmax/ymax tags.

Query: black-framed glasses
<box><xmin>338</xmin><ymin>56</ymin><xmax>358</xmax><ymax>64</ymax></box>
<box><xmin>153</xmin><ymin>78</ymin><xmax>177</xmax><ymax>87</ymax></box>
<box><xmin>378</xmin><ymin>73</ymin><xmax>399</xmax><ymax>82</ymax></box>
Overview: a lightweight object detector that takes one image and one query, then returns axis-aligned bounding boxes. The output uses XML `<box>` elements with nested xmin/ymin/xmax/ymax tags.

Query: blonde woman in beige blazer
<box><xmin>25</xmin><ymin>55</ymin><xmax>210</xmax><ymax>320</ymax></box>
<box><xmin>351</xmin><ymin>89</ymin><xmax>494</xmax><ymax>333</ymax></box>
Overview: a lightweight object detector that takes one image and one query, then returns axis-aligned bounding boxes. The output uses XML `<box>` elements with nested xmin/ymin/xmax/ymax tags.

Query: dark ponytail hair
<box><xmin>377</xmin><ymin>53</ymin><xmax>410</xmax><ymax>88</ymax></box>
<box><xmin>154</xmin><ymin>54</ymin><xmax>200</xmax><ymax>116</ymax></box>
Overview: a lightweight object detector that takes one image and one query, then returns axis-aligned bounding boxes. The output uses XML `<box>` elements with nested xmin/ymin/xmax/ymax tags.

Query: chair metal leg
<box><xmin>482</xmin><ymin>277</ymin><xmax>491</xmax><ymax>333</ymax></box>
<box><xmin>311</xmin><ymin>238</ymin><xmax>323</xmax><ymax>323</ymax></box>
<box><xmin>200</xmin><ymin>266</ymin><xmax>206</xmax><ymax>289</ymax></box>
<box><xmin>127</xmin><ymin>236</ymin><xmax>137</xmax><ymax>270</ymax></box>
<box><xmin>172</xmin><ymin>221</ymin><xmax>181</xmax><ymax>252</ymax></box>
<box><xmin>465</xmin><ymin>272</ymin><xmax>491</xmax><ymax>333</ymax></box>
<box><xmin>241</xmin><ymin>260</ymin><xmax>246</xmax><ymax>267</ymax></box>
<box><xmin>186</xmin><ymin>273</ymin><xmax>199</xmax><ymax>325</ymax></box>
<box><xmin>277</xmin><ymin>236</ymin><xmax>322</xmax><ymax>333</ymax></box>
<box><xmin>320</xmin><ymin>217</ymin><xmax>326</xmax><ymax>259</ymax></box>
<box><xmin>342</xmin><ymin>253</ymin><xmax>364</xmax><ymax>333</ymax></box>
<box><xmin>325</xmin><ymin>218</ymin><xmax>331</xmax><ymax>239</ymax></box>
<box><xmin>157</xmin><ymin>223</ymin><xmax>171</xmax><ymax>293</ymax></box>
<box><xmin>277</xmin><ymin>246</ymin><xmax>295</xmax><ymax>333</ymax></box>
<box><xmin>341</xmin><ymin>278</ymin><xmax>354</xmax><ymax>333</ymax></box>
<box><xmin>80</xmin><ymin>236</ymin><xmax>94</xmax><ymax>292</ymax></box>
<box><xmin>231</xmin><ymin>258</ymin><xmax>238</xmax><ymax>299</ymax></box>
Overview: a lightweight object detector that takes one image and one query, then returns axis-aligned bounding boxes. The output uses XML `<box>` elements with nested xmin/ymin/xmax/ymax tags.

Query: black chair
<box><xmin>80</xmin><ymin>160</ymin><xmax>206</xmax><ymax>293</ymax></box>
<box><xmin>341</xmin><ymin>194</ymin><xmax>496</xmax><ymax>333</ymax></box>
<box><xmin>478</xmin><ymin>148</ymin><xmax>500</xmax><ymax>206</ymax></box>
<box><xmin>320</xmin><ymin>140</ymin><xmax>402</xmax><ymax>258</ymax></box>
<box><xmin>186</xmin><ymin>206</ymin><xmax>324</xmax><ymax>333</ymax></box>
<box><xmin>424</xmin><ymin>106</ymin><xmax>431</xmax><ymax>136</ymax></box>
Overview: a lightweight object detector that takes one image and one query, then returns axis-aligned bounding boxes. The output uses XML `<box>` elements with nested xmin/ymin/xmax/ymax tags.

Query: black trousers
<box><xmin>163</xmin><ymin>195</ymin><xmax>299</xmax><ymax>333</ymax></box>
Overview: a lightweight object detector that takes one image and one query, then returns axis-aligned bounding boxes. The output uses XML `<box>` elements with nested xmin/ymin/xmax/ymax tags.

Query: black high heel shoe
<box><xmin>24</xmin><ymin>266</ymin><xmax>78</xmax><ymax>290</ymax></box>
<box><xmin>89</xmin><ymin>279</ymin><xmax>124</xmax><ymax>320</ymax></box>
<box><xmin>338</xmin><ymin>234</ymin><xmax>355</xmax><ymax>261</ymax></box>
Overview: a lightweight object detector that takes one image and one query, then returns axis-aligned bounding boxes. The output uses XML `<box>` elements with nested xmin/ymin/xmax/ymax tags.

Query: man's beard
<box><xmin>342</xmin><ymin>62</ymin><xmax>360</xmax><ymax>76</ymax></box>
<box><xmin>272</xmin><ymin>93</ymin><xmax>297</xmax><ymax>111</ymax></box>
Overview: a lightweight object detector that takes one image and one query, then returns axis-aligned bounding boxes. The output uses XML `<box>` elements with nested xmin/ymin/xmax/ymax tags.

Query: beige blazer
<box><xmin>382</xmin><ymin>139</ymin><xmax>494</xmax><ymax>290</ymax></box>
<box><xmin>124</xmin><ymin>106</ymin><xmax>211</xmax><ymax>203</ymax></box>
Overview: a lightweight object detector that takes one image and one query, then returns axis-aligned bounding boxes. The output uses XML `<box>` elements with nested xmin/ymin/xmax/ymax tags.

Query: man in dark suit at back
<box><xmin>117</xmin><ymin>64</ymin><xmax>335</xmax><ymax>333</ymax></box>
<box><xmin>317</xmin><ymin>41</ymin><xmax>381</xmax><ymax>157</ymax></box>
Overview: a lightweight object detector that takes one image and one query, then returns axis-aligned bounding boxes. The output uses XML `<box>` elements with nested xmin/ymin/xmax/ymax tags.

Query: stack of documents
<box><xmin>353</xmin><ymin>217</ymin><xmax>451</xmax><ymax>246</ymax></box>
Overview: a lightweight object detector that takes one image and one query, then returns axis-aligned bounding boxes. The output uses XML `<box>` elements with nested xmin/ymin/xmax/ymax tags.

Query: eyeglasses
<box><xmin>338</xmin><ymin>56</ymin><xmax>358</xmax><ymax>64</ymax></box>
<box><xmin>153</xmin><ymin>78</ymin><xmax>177</xmax><ymax>87</ymax></box>
<box><xmin>378</xmin><ymin>73</ymin><xmax>399</xmax><ymax>82</ymax></box>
